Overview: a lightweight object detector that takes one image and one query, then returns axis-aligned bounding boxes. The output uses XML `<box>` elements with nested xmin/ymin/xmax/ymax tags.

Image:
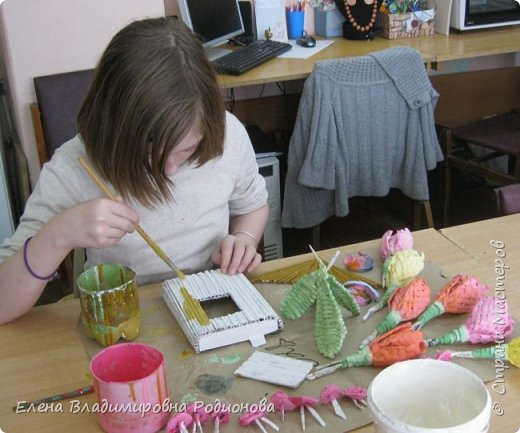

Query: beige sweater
<box><xmin>0</xmin><ymin>112</ymin><xmax>267</xmax><ymax>284</ymax></box>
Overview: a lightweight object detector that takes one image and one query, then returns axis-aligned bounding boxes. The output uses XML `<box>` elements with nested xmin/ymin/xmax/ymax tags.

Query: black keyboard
<box><xmin>213</xmin><ymin>40</ymin><xmax>292</xmax><ymax>76</ymax></box>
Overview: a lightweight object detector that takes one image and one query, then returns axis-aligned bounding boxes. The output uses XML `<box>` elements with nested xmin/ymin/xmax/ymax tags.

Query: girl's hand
<box><xmin>54</xmin><ymin>198</ymin><xmax>139</xmax><ymax>250</ymax></box>
<box><xmin>212</xmin><ymin>234</ymin><xmax>262</xmax><ymax>275</ymax></box>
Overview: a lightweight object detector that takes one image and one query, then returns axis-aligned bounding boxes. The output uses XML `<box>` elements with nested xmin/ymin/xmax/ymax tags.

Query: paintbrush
<box><xmin>13</xmin><ymin>385</ymin><xmax>94</xmax><ymax>411</ymax></box>
<box><xmin>78</xmin><ymin>157</ymin><xmax>185</xmax><ymax>280</ymax></box>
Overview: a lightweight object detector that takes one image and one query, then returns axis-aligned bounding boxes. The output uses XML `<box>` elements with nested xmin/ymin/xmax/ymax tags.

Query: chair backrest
<box><xmin>32</xmin><ymin>69</ymin><xmax>94</xmax><ymax>164</ymax></box>
<box><xmin>495</xmin><ymin>184</ymin><xmax>520</xmax><ymax>216</ymax></box>
<box><xmin>30</xmin><ymin>69</ymin><xmax>94</xmax><ymax>295</ymax></box>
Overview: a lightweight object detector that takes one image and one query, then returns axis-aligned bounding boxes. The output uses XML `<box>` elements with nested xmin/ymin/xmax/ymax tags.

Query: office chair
<box><xmin>442</xmin><ymin>110</ymin><xmax>520</xmax><ymax>225</ymax></box>
<box><xmin>281</xmin><ymin>47</ymin><xmax>442</xmax><ymax>249</ymax></box>
<box><xmin>30</xmin><ymin>69</ymin><xmax>94</xmax><ymax>294</ymax></box>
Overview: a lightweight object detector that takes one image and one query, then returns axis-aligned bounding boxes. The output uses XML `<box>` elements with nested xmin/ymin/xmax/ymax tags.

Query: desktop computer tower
<box><xmin>257</xmin><ymin>156</ymin><xmax>283</xmax><ymax>261</ymax></box>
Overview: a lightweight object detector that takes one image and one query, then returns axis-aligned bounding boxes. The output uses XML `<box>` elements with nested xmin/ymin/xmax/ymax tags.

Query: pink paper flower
<box><xmin>427</xmin><ymin>296</ymin><xmax>515</xmax><ymax>346</ymax></box>
<box><xmin>466</xmin><ymin>296</ymin><xmax>515</xmax><ymax>344</ymax></box>
<box><xmin>288</xmin><ymin>395</ymin><xmax>319</xmax><ymax>407</ymax></box>
<box><xmin>379</xmin><ymin>228</ymin><xmax>413</xmax><ymax>259</ymax></box>
<box><xmin>434</xmin><ymin>350</ymin><xmax>454</xmax><ymax>361</ymax></box>
<box><xmin>187</xmin><ymin>403</ymin><xmax>209</xmax><ymax>430</ymax></box>
<box><xmin>342</xmin><ymin>385</ymin><xmax>367</xmax><ymax>400</ymax></box>
<box><xmin>239</xmin><ymin>410</ymin><xmax>265</xmax><ymax>426</ymax></box>
<box><xmin>319</xmin><ymin>384</ymin><xmax>342</xmax><ymax>403</ymax></box>
<box><xmin>167</xmin><ymin>412</ymin><xmax>193</xmax><ymax>433</ymax></box>
<box><xmin>271</xmin><ymin>391</ymin><xmax>296</xmax><ymax>412</ymax></box>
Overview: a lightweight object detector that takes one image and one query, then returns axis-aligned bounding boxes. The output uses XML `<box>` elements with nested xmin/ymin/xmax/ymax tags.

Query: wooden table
<box><xmin>216</xmin><ymin>27</ymin><xmax>520</xmax><ymax>89</ymax></box>
<box><xmin>440</xmin><ymin>214</ymin><xmax>520</xmax><ymax>308</ymax></box>
<box><xmin>1</xmin><ymin>224</ymin><xmax>519</xmax><ymax>432</ymax></box>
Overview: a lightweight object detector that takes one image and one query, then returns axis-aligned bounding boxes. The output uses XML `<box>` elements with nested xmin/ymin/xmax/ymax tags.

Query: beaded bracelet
<box><xmin>232</xmin><ymin>230</ymin><xmax>258</xmax><ymax>244</ymax></box>
<box><xmin>23</xmin><ymin>237</ymin><xmax>57</xmax><ymax>280</ymax></box>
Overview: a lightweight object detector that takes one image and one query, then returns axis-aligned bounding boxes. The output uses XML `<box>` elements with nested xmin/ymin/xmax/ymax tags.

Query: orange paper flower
<box><xmin>370</xmin><ymin>323</ymin><xmax>427</xmax><ymax>367</ymax></box>
<box><xmin>359</xmin><ymin>277</ymin><xmax>430</xmax><ymax>348</ymax></box>
<box><xmin>307</xmin><ymin>323</ymin><xmax>426</xmax><ymax>380</ymax></box>
<box><xmin>436</xmin><ymin>275</ymin><xmax>489</xmax><ymax>313</ymax></box>
<box><xmin>413</xmin><ymin>275</ymin><xmax>490</xmax><ymax>330</ymax></box>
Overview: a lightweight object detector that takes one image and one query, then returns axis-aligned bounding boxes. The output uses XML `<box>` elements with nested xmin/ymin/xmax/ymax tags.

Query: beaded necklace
<box><xmin>343</xmin><ymin>0</ymin><xmax>379</xmax><ymax>33</ymax></box>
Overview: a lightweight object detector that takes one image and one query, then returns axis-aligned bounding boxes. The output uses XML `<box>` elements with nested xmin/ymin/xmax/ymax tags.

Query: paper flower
<box><xmin>167</xmin><ymin>412</ymin><xmax>193</xmax><ymax>433</ymax></box>
<box><xmin>288</xmin><ymin>395</ymin><xmax>327</xmax><ymax>430</ymax></box>
<box><xmin>281</xmin><ymin>249</ymin><xmax>360</xmax><ymax>358</ymax></box>
<box><xmin>434</xmin><ymin>337</ymin><xmax>520</xmax><ymax>368</ymax></box>
<box><xmin>187</xmin><ymin>403</ymin><xmax>209</xmax><ymax>433</ymax></box>
<box><xmin>342</xmin><ymin>385</ymin><xmax>368</xmax><ymax>409</ymax></box>
<box><xmin>360</xmin><ymin>276</ymin><xmax>430</xmax><ymax>348</ymax></box>
<box><xmin>413</xmin><ymin>275</ymin><xmax>491</xmax><ymax>330</ymax></box>
<box><xmin>363</xmin><ymin>249</ymin><xmax>425</xmax><ymax>321</ymax></box>
<box><xmin>239</xmin><ymin>409</ymin><xmax>279</xmax><ymax>432</ymax></box>
<box><xmin>427</xmin><ymin>296</ymin><xmax>515</xmax><ymax>346</ymax></box>
<box><xmin>307</xmin><ymin>323</ymin><xmax>426</xmax><ymax>380</ymax></box>
<box><xmin>379</xmin><ymin>228</ymin><xmax>413</xmax><ymax>259</ymax></box>
<box><xmin>344</xmin><ymin>251</ymin><xmax>374</xmax><ymax>272</ymax></box>
<box><xmin>271</xmin><ymin>391</ymin><xmax>296</xmax><ymax>422</ymax></box>
<box><xmin>319</xmin><ymin>384</ymin><xmax>347</xmax><ymax>419</ymax></box>
<box><xmin>210</xmin><ymin>407</ymin><xmax>231</xmax><ymax>433</ymax></box>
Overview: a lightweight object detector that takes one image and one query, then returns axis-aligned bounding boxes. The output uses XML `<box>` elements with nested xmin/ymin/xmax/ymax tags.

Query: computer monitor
<box><xmin>177</xmin><ymin>0</ymin><xmax>245</xmax><ymax>60</ymax></box>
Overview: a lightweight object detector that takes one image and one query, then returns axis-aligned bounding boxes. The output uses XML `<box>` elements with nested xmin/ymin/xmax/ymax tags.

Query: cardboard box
<box><xmin>379</xmin><ymin>10</ymin><xmax>435</xmax><ymax>39</ymax></box>
<box><xmin>314</xmin><ymin>7</ymin><xmax>344</xmax><ymax>38</ymax></box>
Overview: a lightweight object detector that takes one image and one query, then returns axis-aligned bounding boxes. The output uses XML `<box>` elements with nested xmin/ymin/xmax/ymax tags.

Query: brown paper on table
<box><xmin>79</xmin><ymin>245</ymin><xmax>519</xmax><ymax>433</ymax></box>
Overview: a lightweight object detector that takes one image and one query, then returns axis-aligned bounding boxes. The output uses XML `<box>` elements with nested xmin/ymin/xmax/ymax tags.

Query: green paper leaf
<box><xmin>327</xmin><ymin>275</ymin><xmax>360</xmax><ymax>316</ymax></box>
<box><xmin>315</xmin><ymin>285</ymin><xmax>346</xmax><ymax>359</ymax></box>
<box><xmin>280</xmin><ymin>272</ymin><xmax>319</xmax><ymax>320</ymax></box>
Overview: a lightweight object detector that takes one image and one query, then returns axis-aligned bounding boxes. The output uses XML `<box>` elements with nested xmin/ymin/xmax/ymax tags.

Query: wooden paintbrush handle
<box><xmin>78</xmin><ymin>157</ymin><xmax>185</xmax><ymax>279</ymax></box>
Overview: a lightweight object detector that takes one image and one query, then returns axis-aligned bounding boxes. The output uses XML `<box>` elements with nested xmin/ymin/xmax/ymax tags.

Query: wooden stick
<box><xmin>78</xmin><ymin>157</ymin><xmax>185</xmax><ymax>279</ymax></box>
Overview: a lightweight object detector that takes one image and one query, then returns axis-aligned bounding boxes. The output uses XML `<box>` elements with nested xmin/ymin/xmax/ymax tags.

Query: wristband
<box><xmin>232</xmin><ymin>230</ymin><xmax>258</xmax><ymax>244</ymax></box>
<box><xmin>23</xmin><ymin>237</ymin><xmax>57</xmax><ymax>280</ymax></box>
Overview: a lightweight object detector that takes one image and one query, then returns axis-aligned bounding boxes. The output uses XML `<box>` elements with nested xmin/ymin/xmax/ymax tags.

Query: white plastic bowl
<box><xmin>368</xmin><ymin>359</ymin><xmax>491</xmax><ymax>433</ymax></box>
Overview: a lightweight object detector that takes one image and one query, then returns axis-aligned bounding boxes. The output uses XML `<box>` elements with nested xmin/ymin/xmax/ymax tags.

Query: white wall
<box><xmin>0</xmin><ymin>0</ymin><xmax>167</xmax><ymax>187</ymax></box>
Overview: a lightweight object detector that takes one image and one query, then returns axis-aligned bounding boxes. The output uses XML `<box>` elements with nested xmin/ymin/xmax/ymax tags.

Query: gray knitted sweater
<box><xmin>282</xmin><ymin>47</ymin><xmax>443</xmax><ymax>229</ymax></box>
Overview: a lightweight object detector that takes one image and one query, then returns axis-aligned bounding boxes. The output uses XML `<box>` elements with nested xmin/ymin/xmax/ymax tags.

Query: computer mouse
<box><xmin>296</xmin><ymin>35</ymin><xmax>316</xmax><ymax>48</ymax></box>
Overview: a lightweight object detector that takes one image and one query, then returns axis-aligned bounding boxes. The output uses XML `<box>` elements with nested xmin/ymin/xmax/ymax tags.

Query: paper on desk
<box><xmin>235</xmin><ymin>351</ymin><xmax>314</xmax><ymax>388</ymax></box>
<box><xmin>278</xmin><ymin>40</ymin><xmax>335</xmax><ymax>59</ymax></box>
<box><xmin>255</xmin><ymin>0</ymin><xmax>288</xmax><ymax>42</ymax></box>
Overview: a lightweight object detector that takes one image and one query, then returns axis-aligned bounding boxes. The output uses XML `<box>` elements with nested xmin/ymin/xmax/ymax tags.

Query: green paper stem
<box><xmin>380</xmin><ymin>283</ymin><xmax>399</xmax><ymax>306</ymax></box>
<box><xmin>376</xmin><ymin>310</ymin><xmax>403</xmax><ymax>336</ymax></box>
<box><xmin>413</xmin><ymin>301</ymin><xmax>445</xmax><ymax>330</ymax></box>
<box><xmin>452</xmin><ymin>346</ymin><xmax>497</xmax><ymax>359</ymax></box>
<box><xmin>427</xmin><ymin>325</ymin><xmax>469</xmax><ymax>346</ymax></box>
<box><xmin>360</xmin><ymin>310</ymin><xmax>403</xmax><ymax>348</ymax></box>
<box><xmin>340</xmin><ymin>346</ymin><xmax>373</xmax><ymax>368</ymax></box>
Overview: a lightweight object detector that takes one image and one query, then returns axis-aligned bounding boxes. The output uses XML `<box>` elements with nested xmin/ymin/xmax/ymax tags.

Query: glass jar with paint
<box><xmin>78</xmin><ymin>263</ymin><xmax>141</xmax><ymax>346</ymax></box>
<box><xmin>90</xmin><ymin>342</ymin><xmax>170</xmax><ymax>433</ymax></box>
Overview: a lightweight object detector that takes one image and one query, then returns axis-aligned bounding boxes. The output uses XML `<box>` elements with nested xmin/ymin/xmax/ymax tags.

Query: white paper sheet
<box><xmin>235</xmin><ymin>351</ymin><xmax>315</xmax><ymax>388</ymax></box>
<box><xmin>277</xmin><ymin>40</ymin><xmax>335</xmax><ymax>59</ymax></box>
<box><xmin>255</xmin><ymin>0</ymin><xmax>288</xmax><ymax>42</ymax></box>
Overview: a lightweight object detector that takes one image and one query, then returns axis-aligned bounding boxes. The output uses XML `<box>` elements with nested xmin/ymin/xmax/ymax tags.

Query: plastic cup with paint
<box><xmin>78</xmin><ymin>263</ymin><xmax>141</xmax><ymax>346</ymax></box>
<box><xmin>90</xmin><ymin>342</ymin><xmax>170</xmax><ymax>433</ymax></box>
<box><xmin>368</xmin><ymin>359</ymin><xmax>491</xmax><ymax>433</ymax></box>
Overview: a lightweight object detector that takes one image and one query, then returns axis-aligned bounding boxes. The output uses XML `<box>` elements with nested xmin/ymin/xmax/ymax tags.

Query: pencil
<box><xmin>78</xmin><ymin>157</ymin><xmax>185</xmax><ymax>280</ymax></box>
<box><xmin>13</xmin><ymin>385</ymin><xmax>94</xmax><ymax>411</ymax></box>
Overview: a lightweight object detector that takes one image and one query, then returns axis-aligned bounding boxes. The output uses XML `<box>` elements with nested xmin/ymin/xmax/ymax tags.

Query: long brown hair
<box><xmin>78</xmin><ymin>16</ymin><xmax>225</xmax><ymax>207</ymax></box>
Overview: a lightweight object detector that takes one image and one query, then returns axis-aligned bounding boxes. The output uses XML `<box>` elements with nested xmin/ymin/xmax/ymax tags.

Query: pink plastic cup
<box><xmin>90</xmin><ymin>343</ymin><xmax>170</xmax><ymax>433</ymax></box>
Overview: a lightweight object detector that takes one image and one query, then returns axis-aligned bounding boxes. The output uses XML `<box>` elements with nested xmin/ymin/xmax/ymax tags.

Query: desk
<box><xmin>1</xmin><ymin>223</ymin><xmax>520</xmax><ymax>433</ymax></box>
<box><xmin>440</xmin><ymin>214</ymin><xmax>520</xmax><ymax>306</ymax></box>
<box><xmin>217</xmin><ymin>27</ymin><xmax>520</xmax><ymax>89</ymax></box>
<box><xmin>218</xmin><ymin>27</ymin><xmax>520</xmax><ymax>136</ymax></box>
